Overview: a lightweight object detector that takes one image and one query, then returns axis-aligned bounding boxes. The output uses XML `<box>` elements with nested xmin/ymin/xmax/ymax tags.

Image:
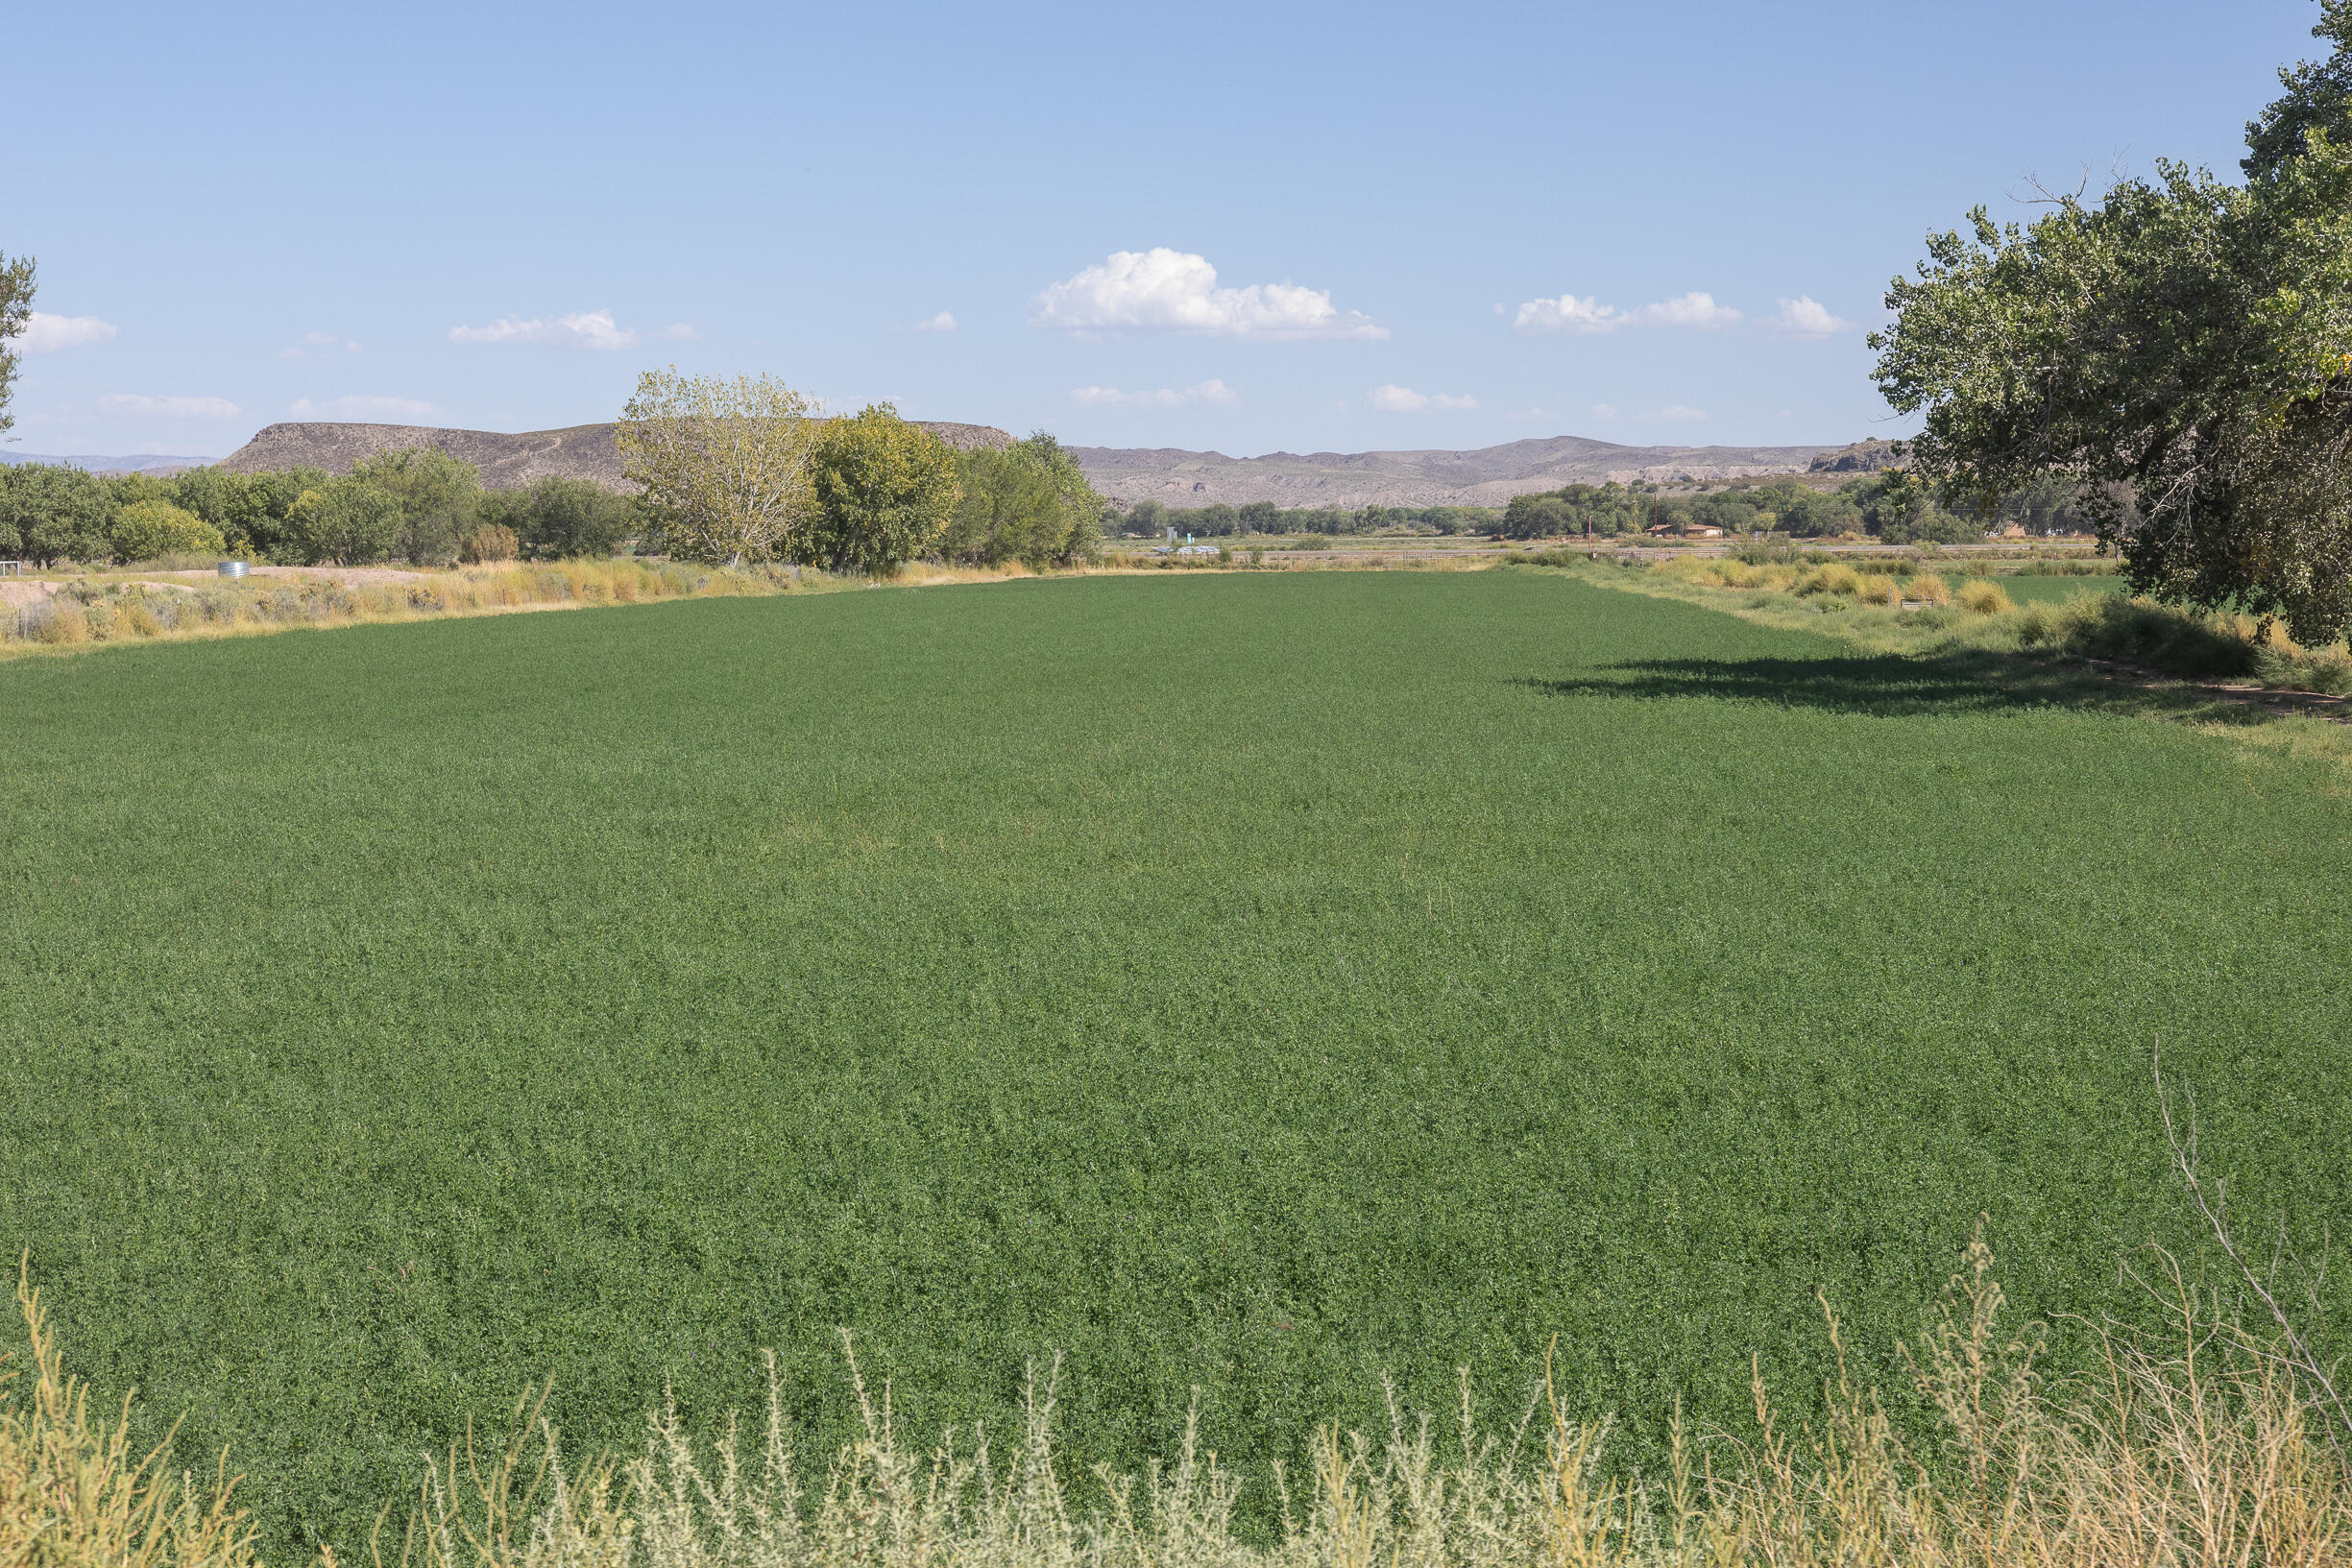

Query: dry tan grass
<box><xmin>6</xmin><ymin>1227</ymin><xmax>2347</xmax><ymax>1568</ymax></box>
<box><xmin>374</xmin><ymin>1234</ymin><xmax>2352</xmax><ymax>1568</ymax></box>
<box><xmin>0</xmin><ymin>561</ymin><xmax>798</xmax><ymax>661</ymax></box>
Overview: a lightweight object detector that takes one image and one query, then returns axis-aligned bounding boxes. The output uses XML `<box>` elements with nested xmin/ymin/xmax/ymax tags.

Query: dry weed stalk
<box><xmin>388</xmin><ymin>1227</ymin><xmax>2352</xmax><ymax>1568</ymax></box>
<box><xmin>0</xmin><ymin>1263</ymin><xmax>259</xmax><ymax>1568</ymax></box>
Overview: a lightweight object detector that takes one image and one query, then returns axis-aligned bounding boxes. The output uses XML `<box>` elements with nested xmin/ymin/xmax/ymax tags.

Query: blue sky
<box><xmin>5</xmin><ymin>0</ymin><xmax>2321</xmax><ymax>459</ymax></box>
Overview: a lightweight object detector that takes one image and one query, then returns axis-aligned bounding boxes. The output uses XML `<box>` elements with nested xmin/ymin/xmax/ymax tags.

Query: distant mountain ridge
<box><xmin>0</xmin><ymin>451</ymin><xmax>214</xmax><ymax>476</ymax></box>
<box><xmin>1072</xmin><ymin>433</ymin><xmax>1852</xmax><ymax>509</ymax></box>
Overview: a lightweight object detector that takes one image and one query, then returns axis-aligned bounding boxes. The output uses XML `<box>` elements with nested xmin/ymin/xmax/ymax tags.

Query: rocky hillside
<box><xmin>214</xmin><ymin>420</ymin><xmax>1013</xmax><ymax>490</ymax></box>
<box><xmin>1807</xmin><ymin>438</ymin><xmax>1906</xmax><ymax>474</ymax></box>
<box><xmin>1071</xmin><ymin>433</ymin><xmax>1847</xmax><ymax>510</ymax></box>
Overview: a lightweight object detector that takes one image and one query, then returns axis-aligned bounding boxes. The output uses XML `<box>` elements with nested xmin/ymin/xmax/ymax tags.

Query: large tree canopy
<box><xmin>1874</xmin><ymin>1</ymin><xmax>2352</xmax><ymax>643</ymax></box>
<box><xmin>0</xmin><ymin>251</ymin><xmax>34</xmax><ymax>442</ymax></box>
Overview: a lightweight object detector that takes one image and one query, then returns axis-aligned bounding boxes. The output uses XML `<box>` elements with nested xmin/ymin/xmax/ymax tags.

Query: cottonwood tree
<box><xmin>1874</xmin><ymin>1</ymin><xmax>2352</xmax><ymax>643</ymax></box>
<box><xmin>801</xmin><ymin>403</ymin><xmax>959</xmax><ymax>574</ymax></box>
<box><xmin>0</xmin><ymin>251</ymin><xmax>34</xmax><ymax>440</ymax></box>
<box><xmin>617</xmin><ymin>369</ymin><xmax>819</xmax><ymax>566</ymax></box>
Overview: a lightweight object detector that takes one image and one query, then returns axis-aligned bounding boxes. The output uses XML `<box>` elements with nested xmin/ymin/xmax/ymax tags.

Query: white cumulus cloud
<box><xmin>1031</xmin><ymin>249</ymin><xmax>1386</xmax><ymax>340</ymax></box>
<box><xmin>1370</xmin><ymin>384</ymin><xmax>1477</xmax><ymax>413</ymax></box>
<box><xmin>1764</xmin><ymin>296</ymin><xmax>1855</xmax><ymax>337</ymax></box>
<box><xmin>1070</xmin><ymin>378</ymin><xmax>1237</xmax><ymax>408</ymax></box>
<box><xmin>1591</xmin><ymin>402</ymin><xmax>1619</xmax><ymax>420</ymax></box>
<box><xmin>914</xmin><ymin>312</ymin><xmax>958</xmax><ymax>332</ymax></box>
<box><xmin>9</xmin><ymin>312</ymin><xmax>118</xmax><ymax>352</ymax></box>
<box><xmin>288</xmin><ymin>396</ymin><xmax>443</xmax><ymax>421</ymax></box>
<box><xmin>1514</xmin><ymin>290</ymin><xmax>1740</xmax><ymax>334</ymax></box>
<box><xmin>1514</xmin><ymin>294</ymin><xmax>1626</xmax><ymax>333</ymax></box>
<box><xmin>99</xmin><ymin>394</ymin><xmax>241</xmax><ymax>419</ymax></box>
<box><xmin>449</xmin><ymin>309</ymin><xmax>638</xmax><ymax>350</ymax></box>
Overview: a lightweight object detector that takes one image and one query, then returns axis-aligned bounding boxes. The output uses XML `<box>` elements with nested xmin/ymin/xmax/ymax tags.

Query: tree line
<box><xmin>0</xmin><ymin>374</ymin><xmax>1105</xmax><ymax>574</ymax></box>
<box><xmin>1118</xmin><ymin>499</ymin><xmax>1500</xmax><ymax>538</ymax></box>
<box><xmin>1494</xmin><ymin>472</ymin><xmax>2095</xmax><ymax>543</ymax></box>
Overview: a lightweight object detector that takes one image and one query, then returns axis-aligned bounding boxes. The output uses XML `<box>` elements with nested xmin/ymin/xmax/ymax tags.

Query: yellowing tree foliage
<box><xmin>618</xmin><ymin>370</ymin><xmax>819</xmax><ymax>566</ymax></box>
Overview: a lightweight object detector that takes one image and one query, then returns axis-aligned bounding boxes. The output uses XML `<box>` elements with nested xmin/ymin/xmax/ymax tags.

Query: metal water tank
<box><xmin>217</xmin><ymin>561</ymin><xmax>250</xmax><ymax>578</ymax></box>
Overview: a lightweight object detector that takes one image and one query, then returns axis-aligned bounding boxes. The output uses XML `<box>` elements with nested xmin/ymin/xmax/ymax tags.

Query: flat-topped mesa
<box><xmin>1069</xmin><ymin>433</ymin><xmax>1857</xmax><ymax>511</ymax></box>
<box><xmin>213</xmin><ymin>420</ymin><xmax>1016</xmax><ymax>492</ymax></box>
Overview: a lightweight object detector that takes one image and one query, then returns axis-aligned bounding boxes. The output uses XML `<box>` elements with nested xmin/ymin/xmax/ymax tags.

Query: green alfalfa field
<box><xmin>3</xmin><ymin>567</ymin><xmax>2348</xmax><ymax>1558</ymax></box>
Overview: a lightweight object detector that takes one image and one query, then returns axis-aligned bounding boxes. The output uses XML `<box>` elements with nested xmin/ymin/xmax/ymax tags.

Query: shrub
<box><xmin>1290</xmin><ymin>534</ymin><xmax>1332</xmax><ymax>551</ymax></box>
<box><xmin>109</xmin><ymin>500</ymin><xmax>224</xmax><ymax>564</ymax></box>
<box><xmin>1956</xmin><ymin>578</ymin><xmax>2014</xmax><ymax>614</ymax></box>
<box><xmin>1796</xmin><ymin>563</ymin><xmax>1862</xmax><ymax>597</ymax></box>
<box><xmin>1855</xmin><ymin>572</ymin><xmax>1903</xmax><ymax>606</ymax></box>
<box><xmin>21</xmin><ymin>598</ymin><xmax>88</xmax><ymax>644</ymax></box>
<box><xmin>2054</xmin><ymin>593</ymin><xmax>2257</xmax><ymax>677</ymax></box>
<box><xmin>1905</xmin><ymin>573</ymin><xmax>1953</xmax><ymax>607</ymax></box>
<box><xmin>458</xmin><ymin>524</ymin><xmax>520</xmax><ymax>564</ymax></box>
<box><xmin>117</xmin><ymin>596</ymin><xmax>165</xmax><ymax>638</ymax></box>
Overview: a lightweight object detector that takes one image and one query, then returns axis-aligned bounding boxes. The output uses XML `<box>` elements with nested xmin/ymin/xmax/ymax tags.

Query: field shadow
<box><xmin>1517</xmin><ymin>649</ymin><xmax>2289</xmax><ymax>724</ymax></box>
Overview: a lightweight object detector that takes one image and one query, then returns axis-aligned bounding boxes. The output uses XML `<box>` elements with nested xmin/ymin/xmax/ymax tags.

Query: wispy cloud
<box><xmin>1370</xmin><ymin>384</ymin><xmax>1477</xmax><ymax>413</ymax></box>
<box><xmin>279</xmin><ymin>331</ymin><xmax>361</xmax><ymax>360</ymax></box>
<box><xmin>657</xmin><ymin>323</ymin><xmax>698</xmax><ymax>341</ymax></box>
<box><xmin>914</xmin><ymin>312</ymin><xmax>958</xmax><ymax>332</ymax></box>
<box><xmin>1590</xmin><ymin>402</ymin><xmax>1619</xmax><ymax>420</ymax></box>
<box><xmin>1031</xmin><ymin>249</ymin><xmax>1386</xmax><ymax>340</ymax></box>
<box><xmin>1655</xmin><ymin>404</ymin><xmax>1708</xmax><ymax>421</ymax></box>
<box><xmin>1763</xmin><ymin>297</ymin><xmax>1855</xmax><ymax>337</ymax></box>
<box><xmin>8</xmin><ymin>312</ymin><xmax>118</xmax><ymax>352</ymax></box>
<box><xmin>288</xmin><ymin>395</ymin><xmax>443</xmax><ymax>421</ymax></box>
<box><xmin>1071</xmin><ymin>378</ymin><xmax>1236</xmax><ymax>408</ymax></box>
<box><xmin>98</xmin><ymin>394</ymin><xmax>241</xmax><ymax>419</ymax></box>
<box><xmin>1514</xmin><ymin>291</ymin><xmax>1740</xmax><ymax>334</ymax></box>
<box><xmin>449</xmin><ymin>309</ymin><xmax>638</xmax><ymax>350</ymax></box>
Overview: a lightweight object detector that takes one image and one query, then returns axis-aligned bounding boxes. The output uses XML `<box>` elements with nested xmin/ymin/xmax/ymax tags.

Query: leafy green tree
<box><xmin>168</xmin><ymin>467</ymin><xmax>327</xmax><ymax>560</ymax></box>
<box><xmin>939</xmin><ymin>433</ymin><xmax>1104</xmax><ymax>569</ymax></box>
<box><xmin>1874</xmin><ymin>3</ymin><xmax>2352</xmax><ymax>641</ymax></box>
<box><xmin>0</xmin><ymin>463</ymin><xmax>114</xmax><ymax>564</ymax></box>
<box><xmin>478</xmin><ymin>476</ymin><xmax>637</xmax><ymax>560</ymax></box>
<box><xmin>800</xmin><ymin>404</ymin><xmax>959</xmax><ymax>575</ymax></box>
<box><xmin>1128</xmin><ymin>498</ymin><xmax>1169</xmax><ymax>537</ymax></box>
<box><xmin>0</xmin><ymin>251</ymin><xmax>32</xmax><ymax>441</ymax></box>
<box><xmin>1497</xmin><ymin>494</ymin><xmax>1571</xmax><ymax>539</ymax></box>
<box><xmin>1238</xmin><ymin>500</ymin><xmax>1280</xmax><ymax>532</ymax></box>
<box><xmin>285</xmin><ymin>478</ymin><xmax>401</xmax><ymax>565</ymax></box>
<box><xmin>110</xmin><ymin>500</ymin><xmax>224</xmax><ymax>563</ymax></box>
<box><xmin>352</xmin><ymin>446</ymin><xmax>481</xmax><ymax>566</ymax></box>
